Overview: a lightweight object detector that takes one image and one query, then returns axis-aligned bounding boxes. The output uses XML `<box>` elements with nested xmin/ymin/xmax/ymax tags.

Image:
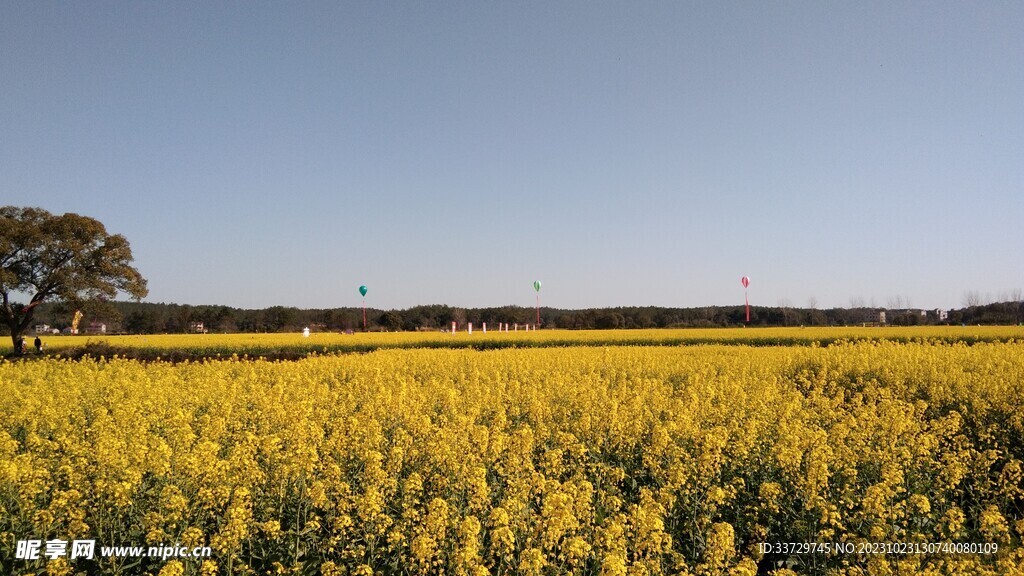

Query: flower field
<box><xmin>7</xmin><ymin>325</ymin><xmax>1024</xmax><ymax>359</ymax></box>
<box><xmin>2</xmin><ymin>334</ymin><xmax>1024</xmax><ymax>575</ymax></box>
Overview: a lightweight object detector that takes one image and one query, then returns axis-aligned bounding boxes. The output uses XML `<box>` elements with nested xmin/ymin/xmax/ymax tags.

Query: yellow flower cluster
<box><xmin>1</xmin><ymin>338</ymin><xmax>1023</xmax><ymax>575</ymax></box>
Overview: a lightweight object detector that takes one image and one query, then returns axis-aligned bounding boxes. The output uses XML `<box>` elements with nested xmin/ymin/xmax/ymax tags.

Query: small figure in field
<box><xmin>16</xmin><ymin>336</ymin><xmax>26</xmax><ymax>355</ymax></box>
<box><xmin>34</xmin><ymin>336</ymin><xmax>43</xmax><ymax>353</ymax></box>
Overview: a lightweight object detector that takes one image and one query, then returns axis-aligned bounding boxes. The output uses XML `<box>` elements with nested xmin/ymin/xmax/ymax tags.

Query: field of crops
<box><xmin>6</xmin><ymin>326</ymin><xmax>1024</xmax><ymax>359</ymax></box>
<box><xmin>2</xmin><ymin>331</ymin><xmax>1024</xmax><ymax>575</ymax></box>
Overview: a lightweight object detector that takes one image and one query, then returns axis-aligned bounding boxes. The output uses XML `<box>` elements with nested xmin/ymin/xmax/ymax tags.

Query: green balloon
<box><xmin>359</xmin><ymin>285</ymin><xmax>368</xmax><ymax>297</ymax></box>
<box><xmin>533</xmin><ymin>280</ymin><xmax>541</xmax><ymax>292</ymax></box>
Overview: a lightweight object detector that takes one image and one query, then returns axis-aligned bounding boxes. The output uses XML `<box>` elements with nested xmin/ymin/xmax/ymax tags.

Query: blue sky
<box><xmin>3</xmin><ymin>2</ymin><xmax>1022</xmax><ymax>310</ymax></box>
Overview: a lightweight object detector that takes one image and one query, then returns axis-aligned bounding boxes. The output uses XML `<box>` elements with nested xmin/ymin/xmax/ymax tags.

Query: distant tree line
<box><xmin>8</xmin><ymin>299</ymin><xmax>1022</xmax><ymax>336</ymax></box>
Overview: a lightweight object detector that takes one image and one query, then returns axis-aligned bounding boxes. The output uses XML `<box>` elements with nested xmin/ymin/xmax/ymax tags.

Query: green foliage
<box><xmin>0</xmin><ymin>206</ymin><xmax>147</xmax><ymax>350</ymax></box>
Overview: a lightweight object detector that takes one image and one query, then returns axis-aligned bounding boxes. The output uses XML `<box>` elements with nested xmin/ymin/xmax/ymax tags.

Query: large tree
<box><xmin>0</xmin><ymin>207</ymin><xmax>148</xmax><ymax>352</ymax></box>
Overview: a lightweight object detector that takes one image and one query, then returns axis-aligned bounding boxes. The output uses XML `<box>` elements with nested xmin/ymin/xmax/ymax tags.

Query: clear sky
<box><xmin>3</xmin><ymin>2</ymin><xmax>1022</xmax><ymax>310</ymax></box>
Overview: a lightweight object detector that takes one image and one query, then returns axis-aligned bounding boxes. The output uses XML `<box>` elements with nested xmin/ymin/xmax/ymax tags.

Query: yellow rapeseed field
<box><xmin>2</xmin><ymin>336</ymin><xmax>1023</xmax><ymax>575</ymax></box>
<box><xmin>7</xmin><ymin>325</ymin><xmax>1024</xmax><ymax>357</ymax></box>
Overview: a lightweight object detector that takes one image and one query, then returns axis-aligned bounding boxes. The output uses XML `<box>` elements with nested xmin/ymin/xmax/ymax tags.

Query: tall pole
<box><xmin>745</xmin><ymin>289</ymin><xmax>750</xmax><ymax>323</ymax></box>
<box><xmin>741</xmin><ymin>276</ymin><xmax>751</xmax><ymax>324</ymax></box>
<box><xmin>533</xmin><ymin>280</ymin><xmax>542</xmax><ymax>328</ymax></box>
<box><xmin>362</xmin><ymin>299</ymin><xmax>366</xmax><ymax>331</ymax></box>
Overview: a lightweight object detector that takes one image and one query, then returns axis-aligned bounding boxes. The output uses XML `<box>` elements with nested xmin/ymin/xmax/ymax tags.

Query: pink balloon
<box><xmin>741</xmin><ymin>276</ymin><xmax>750</xmax><ymax>288</ymax></box>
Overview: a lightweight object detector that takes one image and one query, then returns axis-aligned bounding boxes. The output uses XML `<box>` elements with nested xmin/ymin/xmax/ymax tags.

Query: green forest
<box><xmin>10</xmin><ymin>299</ymin><xmax>1022</xmax><ymax>335</ymax></box>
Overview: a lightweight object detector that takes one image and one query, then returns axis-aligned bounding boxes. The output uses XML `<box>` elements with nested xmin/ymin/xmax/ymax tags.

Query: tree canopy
<box><xmin>1</xmin><ymin>206</ymin><xmax>147</xmax><ymax>351</ymax></box>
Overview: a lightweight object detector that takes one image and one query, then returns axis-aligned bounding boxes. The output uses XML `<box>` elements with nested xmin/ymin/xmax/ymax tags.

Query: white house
<box><xmin>84</xmin><ymin>322</ymin><xmax>106</xmax><ymax>334</ymax></box>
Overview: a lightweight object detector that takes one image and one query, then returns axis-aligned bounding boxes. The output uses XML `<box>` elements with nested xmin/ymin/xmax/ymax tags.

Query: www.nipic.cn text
<box><xmin>16</xmin><ymin>539</ymin><xmax>212</xmax><ymax>561</ymax></box>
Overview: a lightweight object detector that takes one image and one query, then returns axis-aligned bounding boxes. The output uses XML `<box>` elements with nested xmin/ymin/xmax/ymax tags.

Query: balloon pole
<box><xmin>532</xmin><ymin>280</ymin><xmax>542</xmax><ymax>328</ymax></box>
<box><xmin>745</xmin><ymin>289</ymin><xmax>750</xmax><ymax>324</ymax></box>
<box><xmin>362</xmin><ymin>299</ymin><xmax>366</xmax><ymax>331</ymax></box>
<box><xmin>740</xmin><ymin>276</ymin><xmax>751</xmax><ymax>324</ymax></box>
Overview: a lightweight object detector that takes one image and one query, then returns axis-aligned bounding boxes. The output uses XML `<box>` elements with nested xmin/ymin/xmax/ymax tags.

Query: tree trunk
<box><xmin>5</xmin><ymin>307</ymin><xmax>34</xmax><ymax>355</ymax></box>
<box><xmin>10</xmin><ymin>330</ymin><xmax>24</xmax><ymax>355</ymax></box>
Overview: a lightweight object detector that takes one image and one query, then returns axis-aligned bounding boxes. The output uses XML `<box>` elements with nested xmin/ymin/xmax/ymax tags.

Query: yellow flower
<box><xmin>158</xmin><ymin>561</ymin><xmax>185</xmax><ymax>576</ymax></box>
<box><xmin>45</xmin><ymin>558</ymin><xmax>72</xmax><ymax>576</ymax></box>
<box><xmin>979</xmin><ymin>505</ymin><xmax>1010</xmax><ymax>544</ymax></box>
<box><xmin>600</xmin><ymin>553</ymin><xmax>627</xmax><ymax>576</ymax></box>
<box><xmin>518</xmin><ymin>547</ymin><xmax>545</xmax><ymax>576</ymax></box>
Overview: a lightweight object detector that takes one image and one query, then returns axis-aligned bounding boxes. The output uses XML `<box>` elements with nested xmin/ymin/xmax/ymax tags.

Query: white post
<box><xmin>482</xmin><ymin>322</ymin><xmax>487</xmax><ymax>334</ymax></box>
<box><xmin>515</xmin><ymin>324</ymin><xmax>518</xmax><ymax>332</ymax></box>
<box><xmin>468</xmin><ymin>322</ymin><xmax>473</xmax><ymax>334</ymax></box>
<box><xmin>452</xmin><ymin>321</ymin><xmax>456</xmax><ymax>334</ymax></box>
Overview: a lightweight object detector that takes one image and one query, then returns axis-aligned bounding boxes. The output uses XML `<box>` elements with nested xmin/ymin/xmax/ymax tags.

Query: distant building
<box><xmin>35</xmin><ymin>324</ymin><xmax>51</xmax><ymax>334</ymax></box>
<box><xmin>84</xmin><ymin>322</ymin><xmax>106</xmax><ymax>334</ymax></box>
<box><xmin>937</xmin><ymin>309</ymin><xmax>949</xmax><ymax>321</ymax></box>
<box><xmin>879</xmin><ymin>311</ymin><xmax>886</xmax><ymax>324</ymax></box>
<box><xmin>188</xmin><ymin>322</ymin><xmax>207</xmax><ymax>334</ymax></box>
